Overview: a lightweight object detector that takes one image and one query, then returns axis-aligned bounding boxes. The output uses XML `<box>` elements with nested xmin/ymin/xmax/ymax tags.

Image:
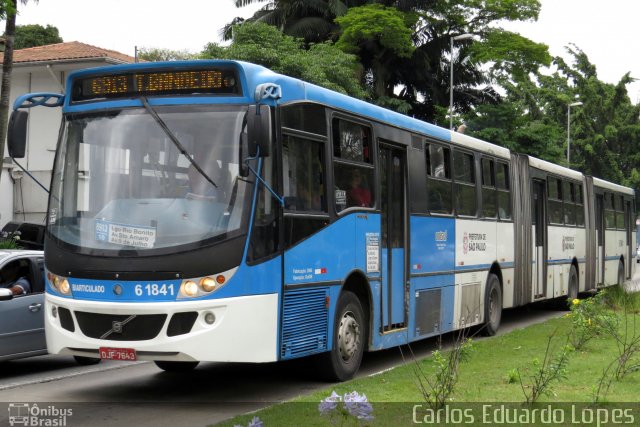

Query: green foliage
<box><xmin>137</xmin><ymin>47</ymin><xmax>197</xmax><ymax>62</ymax></box>
<box><xmin>412</xmin><ymin>334</ymin><xmax>474</xmax><ymax>410</ymax></box>
<box><xmin>201</xmin><ymin>22</ymin><xmax>366</xmax><ymax>99</ymax></box>
<box><xmin>0</xmin><ymin>229</ymin><xmax>21</xmax><ymax>249</ymax></box>
<box><xmin>11</xmin><ymin>24</ymin><xmax>62</xmax><ymax>49</ymax></box>
<box><xmin>470</xmin><ymin>29</ymin><xmax>550</xmax><ymax>81</ymax></box>
<box><xmin>516</xmin><ymin>335</ymin><xmax>572</xmax><ymax>404</ymax></box>
<box><xmin>566</xmin><ymin>294</ymin><xmax>617</xmax><ymax>350</ymax></box>
<box><xmin>335</xmin><ymin>4</ymin><xmax>416</xmax><ymax>58</ymax></box>
<box><xmin>226</xmin><ymin>0</ymin><xmax>547</xmax><ymax>120</ymax></box>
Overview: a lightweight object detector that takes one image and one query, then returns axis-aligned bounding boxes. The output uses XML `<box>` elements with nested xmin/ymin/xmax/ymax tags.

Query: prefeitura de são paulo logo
<box><xmin>7</xmin><ymin>403</ymin><xmax>72</xmax><ymax>426</ymax></box>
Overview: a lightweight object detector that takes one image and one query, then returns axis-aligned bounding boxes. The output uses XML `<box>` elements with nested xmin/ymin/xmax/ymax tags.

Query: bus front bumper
<box><xmin>45</xmin><ymin>293</ymin><xmax>279</xmax><ymax>363</ymax></box>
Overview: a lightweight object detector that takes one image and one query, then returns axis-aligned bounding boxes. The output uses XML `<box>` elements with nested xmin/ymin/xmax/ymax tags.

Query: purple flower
<box><xmin>343</xmin><ymin>391</ymin><xmax>374</xmax><ymax>421</ymax></box>
<box><xmin>318</xmin><ymin>390</ymin><xmax>341</xmax><ymax>415</ymax></box>
<box><xmin>247</xmin><ymin>416</ymin><xmax>263</xmax><ymax>427</ymax></box>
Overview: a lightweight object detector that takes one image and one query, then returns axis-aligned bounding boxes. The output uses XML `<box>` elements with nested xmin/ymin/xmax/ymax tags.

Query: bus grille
<box><xmin>75</xmin><ymin>312</ymin><xmax>167</xmax><ymax>341</ymax></box>
<box><xmin>281</xmin><ymin>288</ymin><xmax>329</xmax><ymax>359</ymax></box>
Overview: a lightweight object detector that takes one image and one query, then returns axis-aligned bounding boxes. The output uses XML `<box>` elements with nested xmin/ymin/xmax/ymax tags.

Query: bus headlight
<box><xmin>200</xmin><ymin>277</ymin><xmax>217</xmax><ymax>292</ymax></box>
<box><xmin>59</xmin><ymin>279</ymin><xmax>71</xmax><ymax>295</ymax></box>
<box><xmin>47</xmin><ymin>271</ymin><xmax>72</xmax><ymax>296</ymax></box>
<box><xmin>177</xmin><ymin>267</ymin><xmax>238</xmax><ymax>299</ymax></box>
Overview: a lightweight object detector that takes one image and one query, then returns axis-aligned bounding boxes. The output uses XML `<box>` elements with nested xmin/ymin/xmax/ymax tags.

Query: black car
<box><xmin>1</xmin><ymin>221</ymin><xmax>45</xmax><ymax>250</ymax></box>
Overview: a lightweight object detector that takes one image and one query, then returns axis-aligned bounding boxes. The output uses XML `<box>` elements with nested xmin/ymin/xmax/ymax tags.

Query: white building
<box><xmin>0</xmin><ymin>42</ymin><xmax>136</xmax><ymax>229</ymax></box>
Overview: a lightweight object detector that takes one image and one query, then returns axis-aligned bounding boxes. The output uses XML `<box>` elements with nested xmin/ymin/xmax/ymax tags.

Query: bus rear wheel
<box><xmin>318</xmin><ymin>290</ymin><xmax>365</xmax><ymax>382</ymax></box>
<box><xmin>617</xmin><ymin>261</ymin><xmax>625</xmax><ymax>286</ymax></box>
<box><xmin>154</xmin><ymin>361</ymin><xmax>199</xmax><ymax>372</ymax></box>
<box><xmin>481</xmin><ymin>274</ymin><xmax>502</xmax><ymax>336</ymax></box>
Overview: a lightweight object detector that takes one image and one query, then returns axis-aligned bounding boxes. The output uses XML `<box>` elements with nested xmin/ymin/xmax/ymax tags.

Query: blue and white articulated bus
<box><xmin>7</xmin><ymin>60</ymin><xmax>635</xmax><ymax>380</ymax></box>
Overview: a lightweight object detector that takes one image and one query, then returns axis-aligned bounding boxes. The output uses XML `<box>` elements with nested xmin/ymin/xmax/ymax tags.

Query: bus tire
<box><xmin>318</xmin><ymin>290</ymin><xmax>365</xmax><ymax>382</ymax></box>
<box><xmin>154</xmin><ymin>361</ymin><xmax>199</xmax><ymax>372</ymax></box>
<box><xmin>481</xmin><ymin>274</ymin><xmax>502</xmax><ymax>336</ymax></box>
<box><xmin>567</xmin><ymin>264</ymin><xmax>578</xmax><ymax>302</ymax></box>
<box><xmin>73</xmin><ymin>356</ymin><xmax>101</xmax><ymax>366</ymax></box>
<box><xmin>617</xmin><ymin>260</ymin><xmax>625</xmax><ymax>285</ymax></box>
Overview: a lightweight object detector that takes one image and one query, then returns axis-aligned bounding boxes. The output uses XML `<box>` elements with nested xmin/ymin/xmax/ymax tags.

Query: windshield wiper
<box><xmin>140</xmin><ymin>96</ymin><xmax>217</xmax><ymax>188</ymax></box>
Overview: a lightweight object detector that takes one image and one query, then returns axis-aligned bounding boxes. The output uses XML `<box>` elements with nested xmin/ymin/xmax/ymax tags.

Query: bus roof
<box><xmin>528</xmin><ymin>156</ymin><xmax>584</xmax><ymax>181</ymax></box>
<box><xmin>63</xmin><ymin>60</ymin><xmax>634</xmax><ymax>196</ymax></box>
<box><xmin>593</xmin><ymin>177</ymin><xmax>635</xmax><ymax>196</ymax></box>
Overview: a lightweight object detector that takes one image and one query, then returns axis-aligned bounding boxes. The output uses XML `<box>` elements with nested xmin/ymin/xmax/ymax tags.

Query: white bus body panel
<box><xmin>454</xmin><ymin>219</ymin><xmax>499</xmax><ymax>328</ymax></box>
<box><xmin>45</xmin><ymin>293</ymin><xmax>279</xmax><ymax>363</ymax></box>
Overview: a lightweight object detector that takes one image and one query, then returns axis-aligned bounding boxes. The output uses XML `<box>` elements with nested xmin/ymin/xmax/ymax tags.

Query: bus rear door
<box><xmin>532</xmin><ymin>180</ymin><xmax>547</xmax><ymax>298</ymax></box>
<box><xmin>379</xmin><ymin>143</ymin><xmax>407</xmax><ymax>331</ymax></box>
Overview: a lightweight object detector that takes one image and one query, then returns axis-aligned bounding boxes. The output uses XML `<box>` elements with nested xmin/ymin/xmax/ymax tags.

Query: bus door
<box><xmin>379</xmin><ymin>143</ymin><xmax>407</xmax><ymax>330</ymax></box>
<box><xmin>596</xmin><ymin>195</ymin><xmax>605</xmax><ymax>284</ymax></box>
<box><xmin>532</xmin><ymin>180</ymin><xmax>546</xmax><ymax>298</ymax></box>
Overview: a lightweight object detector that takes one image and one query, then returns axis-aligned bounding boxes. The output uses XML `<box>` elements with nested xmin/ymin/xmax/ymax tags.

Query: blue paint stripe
<box><xmin>605</xmin><ymin>255</ymin><xmax>621</xmax><ymax>261</ymax></box>
<box><xmin>547</xmin><ymin>259</ymin><xmax>573</xmax><ymax>265</ymax></box>
<box><xmin>455</xmin><ymin>263</ymin><xmax>492</xmax><ymax>271</ymax></box>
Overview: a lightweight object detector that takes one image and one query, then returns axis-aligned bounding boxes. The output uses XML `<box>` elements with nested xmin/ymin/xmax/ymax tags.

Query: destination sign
<box><xmin>71</xmin><ymin>68</ymin><xmax>240</xmax><ymax>102</ymax></box>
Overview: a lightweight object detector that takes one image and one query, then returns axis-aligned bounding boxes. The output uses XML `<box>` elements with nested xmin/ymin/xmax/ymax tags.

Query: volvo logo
<box><xmin>100</xmin><ymin>315</ymin><xmax>137</xmax><ymax>339</ymax></box>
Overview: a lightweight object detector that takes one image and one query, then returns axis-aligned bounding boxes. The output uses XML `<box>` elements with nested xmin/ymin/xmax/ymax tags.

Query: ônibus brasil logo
<box><xmin>8</xmin><ymin>403</ymin><xmax>72</xmax><ymax>426</ymax></box>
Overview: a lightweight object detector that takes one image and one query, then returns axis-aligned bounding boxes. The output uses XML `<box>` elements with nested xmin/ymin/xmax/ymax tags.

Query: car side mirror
<box><xmin>0</xmin><ymin>288</ymin><xmax>14</xmax><ymax>301</ymax></box>
<box><xmin>8</xmin><ymin>110</ymin><xmax>29</xmax><ymax>159</ymax></box>
<box><xmin>247</xmin><ymin>105</ymin><xmax>271</xmax><ymax>157</ymax></box>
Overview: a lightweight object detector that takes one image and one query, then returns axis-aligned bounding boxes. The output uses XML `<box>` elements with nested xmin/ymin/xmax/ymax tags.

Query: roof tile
<box><xmin>2</xmin><ymin>41</ymin><xmax>136</xmax><ymax>64</ymax></box>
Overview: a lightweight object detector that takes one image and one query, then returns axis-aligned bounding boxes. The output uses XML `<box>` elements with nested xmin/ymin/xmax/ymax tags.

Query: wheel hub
<box><xmin>338</xmin><ymin>311</ymin><xmax>360</xmax><ymax>362</ymax></box>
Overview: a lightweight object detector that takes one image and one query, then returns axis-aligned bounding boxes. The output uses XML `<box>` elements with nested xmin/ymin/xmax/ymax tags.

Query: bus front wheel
<box><xmin>154</xmin><ymin>361</ymin><xmax>199</xmax><ymax>372</ymax></box>
<box><xmin>481</xmin><ymin>274</ymin><xmax>502</xmax><ymax>336</ymax></box>
<box><xmin>319</xmin><ymin>290</ymin><xmax>365</xmax><ymax>382</ymax></box>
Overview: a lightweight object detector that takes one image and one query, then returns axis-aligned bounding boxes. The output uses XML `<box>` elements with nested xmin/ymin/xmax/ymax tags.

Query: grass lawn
<box><xmin>220</xmin><ymin>288</ymin><xmax>640</xmax><ymax>426</ymax></box>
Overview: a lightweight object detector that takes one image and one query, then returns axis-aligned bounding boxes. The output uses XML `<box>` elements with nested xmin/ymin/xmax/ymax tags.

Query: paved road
<box><xmin>0</xmin><ymin>301</ymin><xmax>567</xmax><ymax>427</ymax></box>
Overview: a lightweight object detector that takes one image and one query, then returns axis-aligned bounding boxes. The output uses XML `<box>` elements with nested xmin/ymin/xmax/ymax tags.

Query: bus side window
<box><xmin>481</xmin><ymin>157</ymin><xmax>496</xmax><ymax>218</ymax></box>
<box><xmin>575</xmin><ymin>184</ymin><xmax>585</xmax><ymax>226</ymax></box>
<box><xmin>548</xmin><ymin>177</ymin><xmax>563</xmax><ymax>224</ymax></box>
<box><xmin>604</xmin><ymin>192</ymin><xmax>616</xmax><ymax>229</ymax></box>
<box><xmin>563</xmin><ymin>181</ymin><xmax>576</xmax><ymax>226</ymax></box>
<box><xmin>616</xmin><ymin>194</ymin><xmax>625</xmax><ymax>230</ymax></box>
<box><xmin>282</xmin><ymin>135</ymin><xmax>325</xmax><ymax>212</ymax></box>
<box><xmin>332</xmin><ymin>118</ymin><xmax>374</xmax><ymax>212</ymax></box>
<box><xmin>426</xmin><ymin>144</ymin><xmax>452</xmax><ymax>214</ymax></box>
<box><xmin>496</xmin><ymin>161</ymin><xmax>511</xmax><ymax>220</ymax></box>
<box><xmin>453</xmin><ymin>149</ymin><xmax>476</xmax><ymax>217</ymax></box>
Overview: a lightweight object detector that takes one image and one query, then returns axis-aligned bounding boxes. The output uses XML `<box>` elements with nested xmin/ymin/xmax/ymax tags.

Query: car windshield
<box><xmin>48</xmin><ymin>105</ymin><xmax>253</xmax><ymax>254</ymax></box>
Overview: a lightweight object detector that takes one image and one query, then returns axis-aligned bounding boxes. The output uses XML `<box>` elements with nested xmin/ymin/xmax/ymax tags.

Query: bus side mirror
<box><xmin>8</xmin><ymin>110</ymin><xmax>28</xmax><ymax>159</ymax></box>
<box><xmin>247</xmin><ymin>105</ymin><xmax>271</xmax><ymax>157</ymax></box>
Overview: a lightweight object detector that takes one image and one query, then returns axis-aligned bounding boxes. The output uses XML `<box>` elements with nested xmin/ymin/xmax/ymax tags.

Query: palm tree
<box><xmin>222</xmin><ymin>0</ymin><xmax>351</xmax><ymax>44</ymax></box>
<box><xmin>0</xmin><ymin>0</ymin><xmax>37</xmax><ymax>185</ymax></box>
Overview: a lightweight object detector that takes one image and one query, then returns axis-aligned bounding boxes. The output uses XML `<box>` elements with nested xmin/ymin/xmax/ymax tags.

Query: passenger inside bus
<box><xmin>347</xmin><ymin>168</ymin><xmax>372</xmax><ymax>208</ymax></box>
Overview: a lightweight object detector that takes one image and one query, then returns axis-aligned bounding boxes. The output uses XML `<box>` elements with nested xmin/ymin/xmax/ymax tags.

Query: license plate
<box><xmin>99</xmin><ymin>347</ymin><xmax>137</xmax><ymax>361</ymax></box>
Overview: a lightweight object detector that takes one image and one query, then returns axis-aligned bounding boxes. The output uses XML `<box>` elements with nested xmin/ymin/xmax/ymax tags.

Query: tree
<box><xmin>228</xmin><ymin>1</ymin><xmax>550</xmax><ymax>123</ymax></box>
<box><xmin>0</xmin><ymin>0</ymin><xmax>38</xmax><ymax>186</ymax></box>
<box><xmin>137</xmin><ymin>47</ymin><xmax>197</xmax><ymax>62</ymax></box>
<box><xmin>12</xmin><ymin>23</ymin><xmax>62</xmax><ymax>49</ymax></box>
<box><xmin>222</xmin><ymin>0</ymin><xmax>349</xmax><ymax>44</ymax></box>
<box><xmin>465</xmin><ymin>46</ymin><xmax>640</xmax><ymax>191</ymax></box>
<box><xmin>201</xmin><ymin>22</ymin><xmax>366</xmax><ymax>99</ymax></box>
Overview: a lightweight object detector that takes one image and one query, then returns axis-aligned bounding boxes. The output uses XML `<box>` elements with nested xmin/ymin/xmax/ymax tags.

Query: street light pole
<box><xmin>567</xmin><ymin>101</ymin><xmax>583</xmax><ymax>166</ymax></box>
<box><xmin>449</xmin><ymin>33</ymin><xmax>473</xmax><ymax>130</ymax></box>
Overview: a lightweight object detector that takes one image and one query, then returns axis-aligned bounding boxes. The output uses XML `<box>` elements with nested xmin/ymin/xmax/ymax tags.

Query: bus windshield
<box><xmin>48</xmin><ymin>104</ymin><xmax>252</xmax><ymax>254</ymax></box>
